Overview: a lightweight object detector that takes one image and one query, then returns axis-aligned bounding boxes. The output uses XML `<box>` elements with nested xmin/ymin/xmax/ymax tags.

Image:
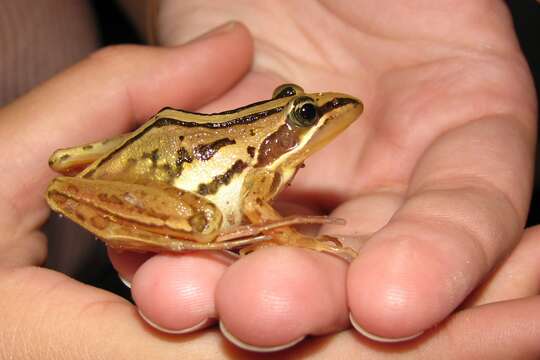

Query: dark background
<box><xmin>85</xmin><ymin>0</ymin><xmax>540</xmax><ymax>293</ymax></box>
<box><xmin>508</xmin><ymin>1</ymin><xmax>540</xmax><ymax>225</ymax></box>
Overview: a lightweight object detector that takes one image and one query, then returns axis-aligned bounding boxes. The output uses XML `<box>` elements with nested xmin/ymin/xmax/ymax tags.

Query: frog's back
<box><xmin>81</xmin><ymin>106</ymin><xmax>286</xmax><ymax>228</ymax></box>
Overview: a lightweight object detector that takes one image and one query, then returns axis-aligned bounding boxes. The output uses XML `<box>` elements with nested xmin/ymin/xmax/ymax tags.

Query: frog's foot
<box><xmin>315</xmin><ymin>235</ymin><xmax>358</xmax><ymax>261</ymax></box>
<box><xmin>238</xmin><ymin>241</ymin><xmax>277</xmax><ymax>257</ymax></box>
<box><xmin>238</xmin><ymin>229</ymin><xmax>358</xmax><ymax>262</ymax></box>
<box><xmin>216</xmin><ymin>215</ymin><xmax>346</xmax><ymax>242</ymax></box>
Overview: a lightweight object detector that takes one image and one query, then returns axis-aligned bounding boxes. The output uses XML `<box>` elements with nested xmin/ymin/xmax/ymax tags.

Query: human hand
<box><xmin>0</xmin><ymin>23</ymin><xmax>254</xmax><ymax>358</ymax></box>
<box><xmin>114</xmin><ymin>0</ymin><xmax>538</xmax><ymax>352</ymax></box>
<box><xmin>228</xmin><ymin>225</ymin><xmax>540</xmax><ymax>358</ymax></box>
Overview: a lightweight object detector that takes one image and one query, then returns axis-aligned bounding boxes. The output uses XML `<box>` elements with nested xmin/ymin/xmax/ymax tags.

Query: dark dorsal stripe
<box><xmin>160</xmin><ymin>98</ymin><xmax>275</xmax><ymax>117</ymax></box>
<box><xmin>155</xmin><ymin>106</ymin><xmax>283</xmax><ymax>129</ymax></box>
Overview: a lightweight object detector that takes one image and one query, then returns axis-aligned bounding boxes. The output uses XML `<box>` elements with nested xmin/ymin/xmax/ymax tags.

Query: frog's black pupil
<box><xmin>299</xmin><ymin>103</ymin><xmax>317</xmax><ymax>122</ymax></box>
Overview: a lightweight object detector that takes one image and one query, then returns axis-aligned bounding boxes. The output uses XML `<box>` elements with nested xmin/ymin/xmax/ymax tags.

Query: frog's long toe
<box><xmin>317</xmin><ymin>239</ymin><xmax>358</xmax><ymax>262</ymax></box>
<box><xmin>217</xmin><ymin>215</ymin><xmax>346</xmax><ymax>242</ymax></box>
<box><xmin>235</xmin><ymin>231</ymin><xmax>358</xmax><ymax>261</ymax></box>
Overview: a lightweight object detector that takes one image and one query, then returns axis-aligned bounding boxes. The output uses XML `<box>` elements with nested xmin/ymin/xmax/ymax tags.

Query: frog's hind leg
<box><xmin>49</xmin><ymin>133</ymin><xmax>131</xmax><ymax>175</ymax></box>
<box><xmin>46</xmin><ymin>176</ymin><xmax>271</xmax><ymax>253</ymax></box>
<box><xmin>105</xmin><ymin>232</ymin><xmax>271</xmax><ymax>252</ymax></box>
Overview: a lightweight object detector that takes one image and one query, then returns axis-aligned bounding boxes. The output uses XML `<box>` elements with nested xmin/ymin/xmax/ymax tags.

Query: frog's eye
<box><xmin>272</xmin><ymin>84</ymin><xmax>304</xmax><ymax>99</ymax></box>
<box><xmin>288</xmin><ymin>96</ymin><xmax>319</xmax><ymax>127</ymax></box>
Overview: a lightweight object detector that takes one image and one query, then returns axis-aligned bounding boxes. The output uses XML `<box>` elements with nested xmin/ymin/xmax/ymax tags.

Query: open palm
<box><xmin>114</xmin><ymin>0</ymin><xmax>537</xmax><ymax>350</ymax></box>
<box><xmin>1</xmin><ymin>1</ymin><xmax>537</xmax><ymax>357</ymax></box>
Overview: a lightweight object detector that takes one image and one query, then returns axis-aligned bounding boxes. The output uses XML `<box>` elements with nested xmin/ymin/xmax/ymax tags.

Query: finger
<box><xmin>0</xmin><ymin>22</ymin><xmax>253</xmax><ymax>266</ymax></box>
<box><xmin>349</xmin><ymin>114</ymin><xmax>536</xmax><ymax>340</ymax></box>
<box><xmin>107</xmin><ymin>248</ymin><xmax>151</xmax><ymax>285</ymax></box>
<box><xmin>215</xmin><ymin>247</ymin><xmax>349</xmax><ymax>352</ymax></box>
<box><xmin>276</xmin><ymin>296</ymin><xmax>540</xmax><ymax>359</ymax></box>
<box><xmin>425</xmin><ymin>296</ymin><xmax>540</xmax><ymax>359</ymax></box>
<box><xmin>130</xmin><ymin>252</ymin><xmax>234</xmax><ymax>333</ymax></box>
<box><xmin>465</xmin><ymin>225</ymin><xmax>540</xmax><ymax>306</ymax></box>
<box><xmin>6</xmin><ymin>257</ymin><xmax>536</xmax><ymax>357</ymax></box>
<box><xmin>125</xmin><ymin>200</ymin><xmax>329</xmax><ymax>337</ymax></box>
<box><xmin>207</xmin><ymin>194</ymin><xmax>400</xmax><ymax>351</ymax></box>
<box><xmin>0</xmin><ymin>267</ymin><xmax>230</xmax><ymax>359</ymax></box>
<box><xmin>0</xmin><ymin>21</ymin><xmax>252</xmax><ymax>213</ymax></box>
<box><xmin>321</xmin><ymin>192</ymin><xmax>404</xmax><ymax>247</ymax></box>
<box><xmin>126</xmin><ymin>198</ymin><xmax>378</xmax><ymax>343</ymax></box>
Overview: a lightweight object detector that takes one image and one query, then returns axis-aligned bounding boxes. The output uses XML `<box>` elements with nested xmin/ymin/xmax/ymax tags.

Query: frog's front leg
<box><xmin>239</xmin><ymin>170</ymin><xmax>358</xmax><ymax>261</ymax></box>
<box><xmin>49</xmin><ymin>133</ymin><xmax>132</xmax><ymax>176</ymax></box>
<box><xmin>46</xmin><ymin>177</ymin><xmax>269</xmax><ymax>252</ymax></box>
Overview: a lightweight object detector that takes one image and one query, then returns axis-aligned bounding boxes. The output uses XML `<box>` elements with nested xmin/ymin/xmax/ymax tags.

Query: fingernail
<box><xmin>219</xmin><ymin>321</ymin><xmax>305</xmax><ymax>353</ymax></box>
<box><xmin>118</xmin><ymin>274</ymin><xmax>131</xmax><ymax>289</ymax></box>
<box><xmin>349</xmin><ymin>312</ymin><xmax>424</xmax><ymax>343</ymax></box>
<box><xmin>189</xmin><ymin>21</ymin><xmax>239</xmax><ymax>43</ymax></box>
<box><xmin>138</xmin><ymin>308</ymin><xmax>212</xmax><ymax>334</ymax></box>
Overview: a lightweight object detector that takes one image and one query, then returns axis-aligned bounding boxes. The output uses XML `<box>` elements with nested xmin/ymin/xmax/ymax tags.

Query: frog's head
<box><xmin>258</xmin><ymin>84</ymin><xmax>363</xmax><ymax>170</ymax></box>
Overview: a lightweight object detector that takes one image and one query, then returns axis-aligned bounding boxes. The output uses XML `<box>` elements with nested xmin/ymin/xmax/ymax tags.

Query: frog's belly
<box><xmin>173</xmin><ymin>174</ymin><xmax>244</xmax><ymax>231</ymax></box>
<box><xmin>205</xmin><ymin>177</ymin><xmax>244</xmax><ymax>230</ymax></box>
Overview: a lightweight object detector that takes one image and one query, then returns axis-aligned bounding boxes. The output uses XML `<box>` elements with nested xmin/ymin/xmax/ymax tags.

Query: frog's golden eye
<box><xmin>272</xmin><ymin>84</ymin><xmax>304</xmax><ymax>99</ymax></box>
<box><xmin>288</xmin><ymin>96</ymin><xmax>319</xmax><ymax>127</ymax></box>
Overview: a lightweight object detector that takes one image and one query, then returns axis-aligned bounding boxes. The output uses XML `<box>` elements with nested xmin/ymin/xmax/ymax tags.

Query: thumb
<box><xmin>0</xmin><ymin>22</ymin><xmax>252</xmax><ymax>359</ymax></box>
<box><xmin>0</xmin><ymin>267</ymin><xmax>225</xmax><ymax>358</ymax></box>
<box><xmin>0</xmin><ymin>22</ymin><xmax>252</xmax><ymax>266</ymax></box>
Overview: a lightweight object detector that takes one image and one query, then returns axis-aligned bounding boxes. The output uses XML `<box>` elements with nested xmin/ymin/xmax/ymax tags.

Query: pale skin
<box><xmin>0</xmin><ymin>4</ymin><xmax>539</xmax><ymax>360</ymax></box>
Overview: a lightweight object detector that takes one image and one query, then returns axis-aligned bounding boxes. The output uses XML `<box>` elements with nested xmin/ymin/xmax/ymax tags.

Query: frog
<box><xmin>46</xmin><ymin>84</ymin><xmax>363</xmax><ymax>260</ymax></box>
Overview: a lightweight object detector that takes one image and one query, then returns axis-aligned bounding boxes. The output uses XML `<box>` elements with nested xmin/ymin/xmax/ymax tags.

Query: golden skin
<box><xmin>46</xmin><ymin>84</ymin><xmax>363</xmax><ymax>260</ymax></box>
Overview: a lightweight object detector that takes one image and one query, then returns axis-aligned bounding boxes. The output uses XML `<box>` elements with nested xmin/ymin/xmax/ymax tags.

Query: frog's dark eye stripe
<box><xmin>255</xmin><ymin>124</ymin><xmax>301</xmax><ymax>167</ymax></box>
<box><xmin>318</xmin><ymin>97</ymin><xmax>360</xmax><ymax>115</ymax></box>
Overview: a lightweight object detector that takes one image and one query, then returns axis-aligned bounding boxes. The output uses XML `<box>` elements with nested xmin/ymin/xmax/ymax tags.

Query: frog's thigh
<box><xmin>49</xmin><ymin>133</ymin><xmax>131</xmax><ymax>175</ymax></box>
<box><xmin>241</xmin><ymin>170</ymin><xmax>357</xmax><ymax>260</ymax></box>
<box><xmin>46</xmin><ymin>176</ymin><xmax>226</xmax><ymax>252</ymax></box>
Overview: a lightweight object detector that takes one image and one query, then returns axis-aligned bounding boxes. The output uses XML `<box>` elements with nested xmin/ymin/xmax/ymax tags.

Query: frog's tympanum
<box><xmin>46</xmin><ymin>84</ymin><xmax>363</xmax><ymax>260</ymax></box>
